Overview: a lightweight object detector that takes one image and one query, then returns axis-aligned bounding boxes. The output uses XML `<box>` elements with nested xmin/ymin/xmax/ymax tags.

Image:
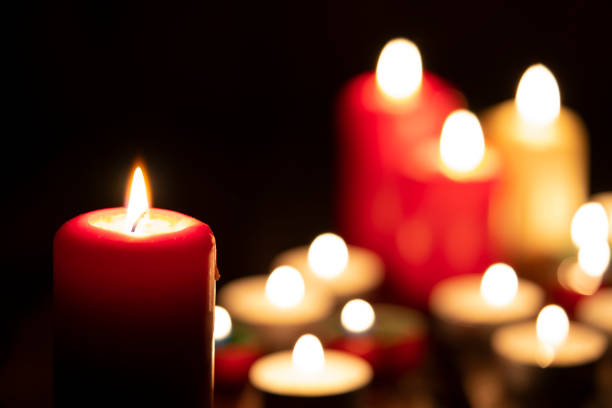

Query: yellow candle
<box><xmin>481</xmin><ymin>64</ymin><xmax>588</xmax><ymax>263</ymax></box>
<box><xmin>218</xmin><ymin>266</ymin><xmax>334</xmax><ymax>349</ymax></box>
<box><xmin>272</xmin><ymin>233</ymin><xmax>384</xmax><ymax>301</ymax></box>
<box><xmin>249</xmin><ymin>334</ymin><xmax>372</xmax><ymax>399</ymax></box>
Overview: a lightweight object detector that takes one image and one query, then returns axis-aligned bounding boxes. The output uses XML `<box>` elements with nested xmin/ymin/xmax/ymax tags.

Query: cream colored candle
<box><xmin>430</xmin><ymin>263</ymin><xmax>544</xmax><ymax>327</ymax></box>
<box><xmin>493</xmin><ymin>305</ymin><xmax>607</xmax><ymax>367</ymax></box>
<box><xmin>481</xmin><ymin>64</ymin><xmax>588</xmax><ymax>264</ymax></box>
<box><xmin>272</xmin><ymin>233</ymin><xmax>384</xmax><ymax>301</ymax></box>
<box><xmin>219</xmin><ymin>266</ymin><xmax>334</xmax><ymax>349</ymax></box>
<box><xmin>576</xmin><ymin>288</ymin><xmax>612</xmax><ymax>338</ymax></box>
<box><xmin>249</xmin><ymin>334</ymin><xmax>372</xmax><ymax>401</ymax></box>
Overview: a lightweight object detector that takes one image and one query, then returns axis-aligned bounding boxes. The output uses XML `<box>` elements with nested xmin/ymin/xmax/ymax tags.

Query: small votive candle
<box><xmin>272</xmin><ymin>233</ymin><xmax>384</xmax><ymax>302</ymax></box>
<box><xmin>249</xmin><ymin>334</ymin><xmax>373</xmax><ymax>408</ymax></box>
<box><xmin>576</xmin><ymin>288</ymin><xmax>612</xmax><ymax>339</ymax></box>
<box><xmin>492</xmin><ymin>305</ymin><xmax>608</xmax><ymax>405</ymax></box>
<box><xmin>219</xmin><ymin>266</ymin><xmax>334</xmax><ymax>350</ymax></box>
<box><xmin>430</xmin><ymin>263</ymin><xmax>544</xmax><ymax>345</ymax></box>
<box><xmin>327</xmin><ymin>299</ymin><xmax>427</xmax><ymax>377</ymax></box>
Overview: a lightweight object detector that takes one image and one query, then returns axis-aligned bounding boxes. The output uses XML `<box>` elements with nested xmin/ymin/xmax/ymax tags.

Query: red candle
<box><xmin>337</xmin><ymin>38</ymin><xmax>464</xmax><ymax>304</ymax></box>
<box><xmin>386</xmin><ymin>111</ymin><xmax>500</xmax><ymax>306</ymax></box>
<box><xmin>54</xmin><ymin>167</ymin><xmax>218</xmax><ymax>407</ymax></box>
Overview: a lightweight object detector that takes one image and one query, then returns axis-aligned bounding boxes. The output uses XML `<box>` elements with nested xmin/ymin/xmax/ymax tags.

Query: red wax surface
<box><xmin>337</xmin><ymin>72</ymin><xmax>466</xmax><ymax>307</ymax></box>
<box><xmin>54</xmin><ymin>208</ymin><xmax>217</xmax><ymax>407</ymax></box>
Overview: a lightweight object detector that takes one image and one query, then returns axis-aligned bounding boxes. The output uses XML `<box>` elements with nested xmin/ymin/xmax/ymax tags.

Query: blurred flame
<box><xmin>557</xmin><ymin>258</ymin><xmax>603</xmax><ymax>296</ymax></box>
<box><xmin>571</xmin><ymin>202</ymin><xmax>609</xmax><ymax>248</ymax></box>
<box><xmin>126</xmin><ymin>166</ymin><xmax>150</xmax><ymax>232</ymax></box>
<box><xmin>536</xmin><ymin>305</ymin><xmax>569</xmax><ymax>349</ymax></box>
<box><xmin>308</xmin><ymin>233</ymin><xmax>349</xmax><ymax>279</ymax></box>
<box><xmin>292</xmin><ymin>334</ymin><xmax>325</xmax><ymax>373</ymax></box>
<box><xmin>439</xmin><ymin>110</ymin><xmax>486</xmax><ymax>174</ymax></box>
<box><xmin>480</xmin><ymin>263</ymin><xmax>518</xmax><ymax>306</ymax></box>
<box><xmin>578</xmin><ymin>241</ymin><xmax>611</xmax><ymax>277</ymax></box>
<box><xmin>265</xmin><ymin>266</ymin><xmax>305</xmax><ymax>308</ymax></box>
<box><xmin>214</xmin><ymin>306</ymin><xmax>232</xmax><ymax>341</ymax></box>
<box><xmin>515</xmin><ymin>64</ymin><xmax>561</xmax><ymax>125</ymax></box>
<box><xmin>376</xmin><ymin>38</ymin><xmax>423</xmax><ymax>100</ymax></box>
<box><xmin>341</xmin><ymin>299</ymin><xmax>375</xmax><ymax>334</ymax></box>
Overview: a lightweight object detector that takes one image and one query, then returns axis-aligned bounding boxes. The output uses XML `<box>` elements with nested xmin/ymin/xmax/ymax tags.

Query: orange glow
<box><xmin>126</xmin><ymin>166</ymin><xmax>150</xmax><ymax>232</ymax></box>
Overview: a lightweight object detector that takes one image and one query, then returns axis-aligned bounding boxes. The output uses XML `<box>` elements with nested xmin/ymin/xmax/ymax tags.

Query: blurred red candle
<box><xmin>337</xmin><ymin>38</ymin><xmax>464</xmax><ymax>304</ymax></box>
<box><xmin>54</xmin><ymin>166</ymin><xmax>218</xmax><ymax>407</ymax></box>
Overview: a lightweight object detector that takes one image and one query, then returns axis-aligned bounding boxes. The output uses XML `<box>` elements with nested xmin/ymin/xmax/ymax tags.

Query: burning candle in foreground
<box><xmin>219</xmin><ymin>266</ymin><xmax>334</xmax><ymax>350</ymax></box>
<box><xmin>482</xmin><ymin>64</ymin><xmax>588</xmax><ymax>275</ymax></box>
<box><xmin>54</xmin><ymin>165</ymin><xmax>218</xmax><ymax>407</ymax></box>
<box><xmin>337</xmin><ymin>38</ymin><xmax>463</xmax><ymax>296</ymax></box>
<box><xmin>272</xmin><ymin>233</ymin><xmax>384</xmax><ymax>302</ymax></box>
<box><xmin>328</xmin><ymin>299</ymin><xmax>427</xmax><ymax>377</ymax></box>
<box><xmin>249</xmin><ymin>334</ymin><xmax>373</xmax><ymax>407</ymax></box>
<box><xmin>492</xmin><ymin>305</ymin><xmax>608</xmax><ymax>405</ymax></box>
<box><xmin>430</xmin><ymin>263</ymin><xmax>544</xmax><ymax>340</ymax></box>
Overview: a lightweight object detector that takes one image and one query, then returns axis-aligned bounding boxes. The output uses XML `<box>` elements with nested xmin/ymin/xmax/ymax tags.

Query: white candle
<box><xmin>249</xmin><ymin>334</ymin><xmax>372</xmax><ymax>399</ymax></box>
<box><xmin>272</xmin><ymin>233</ymin><xmax>384</xmax><ymax>301</ymax></box>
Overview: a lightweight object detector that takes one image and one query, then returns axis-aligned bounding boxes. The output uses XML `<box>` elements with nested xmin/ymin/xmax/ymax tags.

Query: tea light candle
<box><xmin>214</xmin><ymin>306</ymin><xmax>262</xmax><ymax>389</ymax></box>
<box><xmin>482</xmin><ymin>64</ymin><xmax>588</xmax><ymax>270</ymax></box>
<box><xmin>430</xmin><ymin>263</ymin><xmax>544</xmax><ymax>331</ymax></box>
<box><xmin>219</xmin><ymin>266</ymin><xmax>334</xmax><ymax>350</ymax></box>
<box><xmin>593</xmin><ymin>192</ymin><xmax>612</xmax><ymax>247</ymax></box>
<box><xmin>272</xmin><ymin>233</ymin><xmax>384</xmax><ymax>302</ymax></box>
<box><xmin>249</xmin><ymin>334</ymin><xmax>373</xmax><ymax>407</ymax></box>
<box><xmin>576</xmin><ymin>288</ymin><xmax>612</xmax><ymax>338</ymax></box>
<box><xmin>492</xmin><ymin>305</ymin><xmax>608</xmax><ymax>404</ymax></box>
<box><xmin>327</xmin><ymin>299</ymin><xmax>427</xmax><ymax>377</ymax></box>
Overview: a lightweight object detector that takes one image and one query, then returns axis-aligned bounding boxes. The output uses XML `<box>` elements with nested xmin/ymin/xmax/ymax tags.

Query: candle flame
<box><xmin>341</xmin><ymin>299</ymin><xmax>375</xmax><ymax>334</ymax></box>
<box><xmin>439</xmin><ymin>110</ymin><xmax>486</xmax><ymax>174</ymax></box>
<box><xmin>308</xmin><ymin>233</ymin><xmax>349</xmax><ymax>279</ymax></box>
<box><xmin>376</xmin><ymin>38</ymin><xmax>423</xmax><ymax>100</ymax></box>
<box><xmin>126</xmin><ymin>166</ymin><xmax>150</xmax><ymax>232</ymax></box>
<box><xmin>536</xmin><ymin>305</ymin><xmax>569</xmax><ymax>350</ymax></box>
<box><xmin>515</xmin><ymin>64</ymin><xmax>561</xmax><ymax>125</ymax></box>
<box><xmin>578</xmin><ymin>241</ymin><xmax>610</xmax><ymax>277</ymax></box>
<box><xmin>292</xmin><ymin>334</ymin><xmax>325</xmax><ymax>373</ymax></box>
<box><xmin>214</xmin><ymin>306</ymin><xmax>232</xmax><ymax>341</ymax></box>
<box><xmin>571</xmin><ymin>202</ymin><xmax>609</xmax><ymax>248</ymax></box>
<box><xmin>265</xmin><ymin>266</ymin><xmax>305</xmax><ymax>308</ymax></box>
<box><xmin>480</xmin><ymin>263</ymin><xmax>519</xmax><ymax>306</ymax></box>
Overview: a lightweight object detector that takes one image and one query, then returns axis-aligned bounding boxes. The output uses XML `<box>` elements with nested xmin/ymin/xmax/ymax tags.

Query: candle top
<box><xmin>576</xmin><ymin>288</ymin><xmax>612</xmax><ymax>336</ymax></box>
<box><xmin>89</xmin><ymin>207</ymin><xmax>195</xmax><ymax>236</ymax></box>
<box><xmin>272</xmin><ymin>244</ymin><xmax>384</xmax><ymax>299</ymax></box>
<box><xmin>492</xmin><ymin>321</ymin><xmax>608</xmax><ymax>367</ymax></box>
<box><xmin>219</xmin><ymin>275</ymin><xmax>334</xmax><ymax>326</ymax></box>
<box><xmin>249</xmin><ymin>349</ymin><xmax>372</xmax><ymax>397</ymax></box>
<box><xmin>430</xmin><ymin>274</ymin><xmax>544</xmax><ymax>326</ymax></box>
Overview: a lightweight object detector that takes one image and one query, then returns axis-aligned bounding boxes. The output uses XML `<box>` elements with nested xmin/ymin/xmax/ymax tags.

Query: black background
<box><xmin>5</xmin><ymin>1</ymin><xmax>611</xmax><ymax>336</ymax></box>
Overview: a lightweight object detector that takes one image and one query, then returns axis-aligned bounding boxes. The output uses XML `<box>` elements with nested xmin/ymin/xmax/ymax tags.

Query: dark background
<box><xmin>4</xmin><ymin>0</ymin><xmax>611</xmax><ymax>353</ymax></box>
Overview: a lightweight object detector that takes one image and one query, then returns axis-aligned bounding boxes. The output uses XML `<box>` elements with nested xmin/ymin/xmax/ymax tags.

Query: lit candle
<box><xmin>592</xmin><ymin>192</ymin><xmax>612</xmax><ymax>247</ymax></box>
<box><xmin>553</xmin><ymin>202</ymin><xmax>610</xmax><ymax>311</ymax></box>
<box><xmin>214</xmin><ymin>306</ymin><xmax>262</xmax><ymax>389</ymax></box>
<box><xmin>218</xmin><ymin>266</ymin><xmax>334</xmax><ymax>350</ymax></box>
<box><xmin>430</xmin><ymin>263</ymin><xmax>544</xmax><ymax>339</ymax></box>
<box><xmin>327</xmin><ymin>299</ymin><xmax>427</xmax><ymax>377</ymax></box>
<box><xmin>249</xmin><ymin>334</ymin><xmax>373</xmax><ymax>407</ymax></box>
<box><xmin>272</xmin><ymin>233</ymin><xmax>384</xmax><ymax>302</ymax></box>
<box><xmin>492</xmin><ymin>305</ymin><xmax>608</xmax><ymax>404</ymax></box>
<box><xmin>482</xmin><ymin>64</ymin><xmax>588</xmax><ymax>274</ymax></box>
<box><xmin>337</xmin><ymin>38</ymin><xmax>463</xmax><ymax>295</ymax></box>
<box><xmin>386</xmin><ymin>110</ymin><xmax>501</xmax><ymax>306</ymax></box>
<box><xmin>54</xmin><ymin>166</ymin><xmax>218</xmax><ymax>407</ymax></box>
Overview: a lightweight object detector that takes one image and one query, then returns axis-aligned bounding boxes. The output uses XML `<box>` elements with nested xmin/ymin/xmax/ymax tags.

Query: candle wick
<box><xmin>131</xmin><ymin>211</ymin><xmax>147</xmax><ymax>233</ymax></box>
